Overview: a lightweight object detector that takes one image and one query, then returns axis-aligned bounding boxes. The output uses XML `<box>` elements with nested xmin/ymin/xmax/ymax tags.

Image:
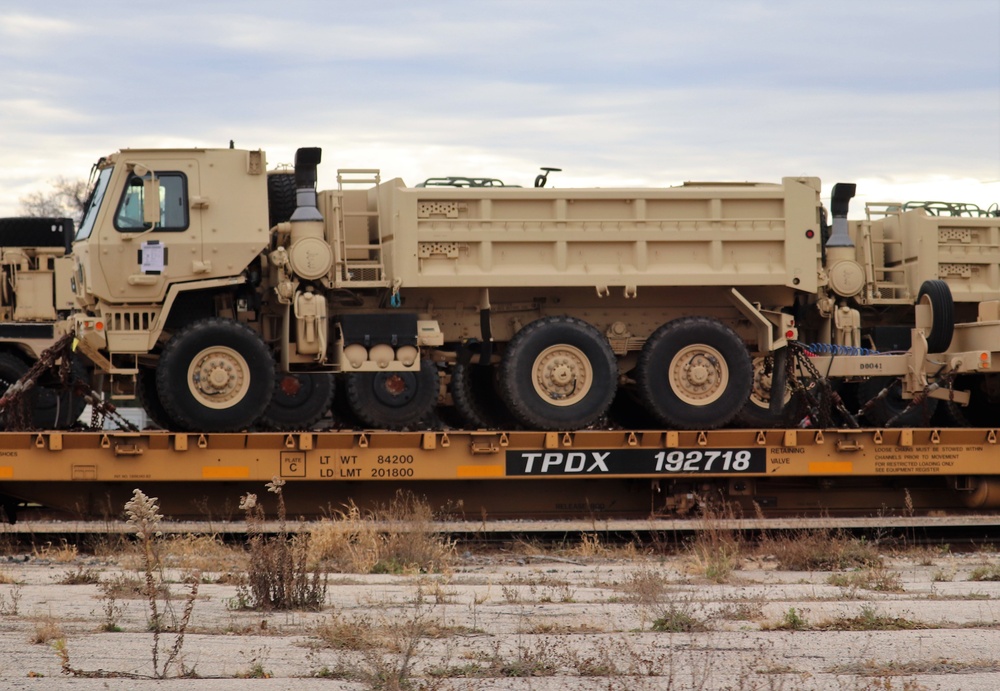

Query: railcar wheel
<box><xmin>450</xmin><ymin>362</ymin><xmax>517</xmax><ymax>429</ymax></box>
<box><xmin>942</xmin><ymin>374</ymin><xmax>1000</xmax><ymax>428</ymax></box>
<box><xmin>345</xmin><ymin>359</ymin><xmax>439</xmax><ymax>430</ymax></box>
<box><xmin>136</xmin><ymin>367</ymin><xmax>175</xmax><ymax>430</ymax></box>
<box><xmin>637</xmin><ymin>317</ymin><xmax>752</xmax><ymax>429</ymax></box>
<box><xmin>157</xmin><ymin>318</ymin><xmax>275</xmax><ymax>432</ymax></box>
<box><xmin>858</xmin><ymin>376</ymin><xmax>938</xmax><ymax>427</ymax></box>
<box><xmin>917</xmin><ymin>280</ymin><xmax>955</xmax><ymax>354</ymax></box>
<box><xmin>258</xmin><ymin>372</ymin><xmax>334</xmax><ymax>431</ymax></box>
<box><xmin>499</xmin><ymin>316</ymin><xmax>617</xmax><ymax>430</ymax></box>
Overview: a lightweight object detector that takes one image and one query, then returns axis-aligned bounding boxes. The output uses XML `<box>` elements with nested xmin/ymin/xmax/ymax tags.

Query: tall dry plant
<box><xmin>236</xmin><ymin>477</ymin><xmax>327</xmax><ymax>610</ymax></box>
<box><xmin>124</xmin><ymin>488</ymin><xmax>199</xmax><ymax>678</ymax></box>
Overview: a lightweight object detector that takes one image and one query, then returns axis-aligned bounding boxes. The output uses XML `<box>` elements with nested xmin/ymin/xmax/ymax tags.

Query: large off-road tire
<box><xmin>636</xmin><ymin>317</ymin><xmax>752</xmax><ymax>429</ymax></box>
<box><xmin>136</xmin><ymin>367</ymin><xmax>175</xmax><ymax>430</ymax></box>
<box><xmin>267</xmin><ymin>172</ymin><xmax>298</xmax><ymax>228</ymax></box>
<box><xmin>450</xmin><ymin>363</ymin><xmax>517</xmax><ymax>430</ymax></box>
<box><xmin>258</xmin><ymin>372</ymin><xmax>334</xmax><ymax>431</ymax></box>
<box><xmin>499</xmin><ymin>316</ymin><xmax>617</xmax><ymax>431</ymax></box>
<box><xmin>0</xmin><ymin>351</ymin><xmax>87</xmax><ymax>430</ymax></box>
<box><xmin>345</xmin><ymin>360</ymin><xmax>439</xmax><ymax>430</ymax></box>
<box><xmin>157</xmin><ymin>318</ymin><xmax>275</xmax><ymax>432</ymax></box>
<box><xmin>942</xmin><ymin>374</ymin><xmax>1000</xmax><ymax>428</ymax></box>
<box><xmin>917</xmin><ymin>280</ymin><xmax>955</xmax><ymax>354</ymax></box>
<box><xmin>858</xmin><ymin>376</ymin><xmax>938</xmax><ymax>427</ymax></box>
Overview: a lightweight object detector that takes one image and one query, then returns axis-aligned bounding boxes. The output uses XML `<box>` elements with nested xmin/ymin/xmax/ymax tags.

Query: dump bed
<box><xmin>377</xmin><ymin>176</ymin><xmax>824</xmax><ymax>294</ymax></box>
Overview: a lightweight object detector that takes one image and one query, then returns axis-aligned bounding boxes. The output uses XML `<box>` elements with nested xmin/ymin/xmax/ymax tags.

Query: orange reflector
<box><xmin>0</xmin><ymin>467</ymin><xmax>12</xmax><ymax>479</ymax></box>
<box><xmin>96</xmin><ymin>322</ymin><xmax>104</xmax><ymax>330</ymax></box>
<box><xmin>202</xmin><ymin>466</ymin><xmax>250</xmax><ymax>479</ymax></box>
<box><xmin>809</xmin><ymin>461</ymin><xmax>853</xmax><ymax>474</ymax></box>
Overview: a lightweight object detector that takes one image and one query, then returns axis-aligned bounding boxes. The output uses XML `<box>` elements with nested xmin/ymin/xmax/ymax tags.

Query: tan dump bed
<box><xmin>372</xmin><ymin>176</ymin><xmax>823</xmax><ymax>294</ymax></box>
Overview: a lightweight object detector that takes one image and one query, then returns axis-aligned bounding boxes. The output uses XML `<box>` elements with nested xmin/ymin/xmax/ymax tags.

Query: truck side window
<box><xmin>114</xmin><ymin>172</ymin><xmax>189</xmax><ymax>232</ymax></box>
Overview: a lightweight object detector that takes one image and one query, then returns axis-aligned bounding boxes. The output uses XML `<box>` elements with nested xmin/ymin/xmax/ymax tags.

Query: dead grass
<box><xmin>827</xmin><ymin>564</ymin><xmax>904</xmax><ymax>592</ymax></box>
<box><xmin>968</xmin><ymin>563</ymin><xmax>1000</xmax><ymax>581</ymax></box>
<box><xmin>829</xmin><ymin>658</ymin><xmax>1000</xmax><ymax>676</ymax></box>
<box><xmin>58</xmin><ymin>565</ymin><xmax>101</xmax><ymax>585</ymax></box>
<box><xmin>760</xmin><ymin>529</ymin><xmax>882</xmax><ymax>571</ymax></box>
<box><xmin>33</xmin><ymin>540</ymin><xmax>79</xmax><ymax>563</ymax></box>
<box><xmin>309</xmin><ymin>490</ymin><xmax>454</xmax><ymax>574</ymax></box>
<box><xmin>312</xmin><ymin>612</ymin><xmax>381</xmax><ymax>651</ymax></box>
<box><xmin>684</xmin><ymin>498</ymin><xmax>746</xmax><ymax>582</ymax></box>
<box><xmin>160</xmin><ymin>534</ymin><xmax>246</xmax><ymax>573</ymax></box>
<box><xmin>31</xmin><ymin>617</ymin><xmax>64</xmax><ymax>644</ymax></box>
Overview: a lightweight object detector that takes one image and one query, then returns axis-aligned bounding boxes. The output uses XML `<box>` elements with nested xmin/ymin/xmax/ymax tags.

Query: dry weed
<box><xmin>33</xmin><ymin>540</ymin><xmax>78</xmax><ymax>563</ymax></box>
<box><xmin>309</xmin><ymin>490</ymin><xmax>454</xmax><ymax>574</ymax></box>
<box><xmin>160</xmin><ymin>534</ymin><xmax>245</xmax><ymax>573</ymax></box>
<box><xmin>236</xmin><ymin>479</ymin><xmax>326</xmax><ymax>611</ymax></box>
<box><xmin>761</xmin><ymin>529</ymin><xmax>881</xmax><ymax>571</ymax></box>
<box><xmin>31</xmin><ymin>617</ymin><xmax>64</xmax><ymax>644</ymax></box>
<box><xmin>685</xmin><ymin>499</ymin><xmax>746</xmax><ymax>582</ymax></box>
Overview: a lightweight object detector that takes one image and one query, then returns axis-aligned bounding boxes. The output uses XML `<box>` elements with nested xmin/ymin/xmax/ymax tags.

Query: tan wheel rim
<box><xmin>668</xmin><ymin>344</ymin><xmax>729</xmax><ymax>406</ymax></box>
<box><xmin>749</xmin><ymin>356</ymin><xmax>790</xmax><ymax>409</ymax></box>
<box><xmin>187</xmin><ymin>346</ymin><xmax>251</xmax><ymax>410</ymax></box>
<box><xmin>531</xmin><ymin>344</ymin><xmax>593</xmax><ymax>407</ymax></box>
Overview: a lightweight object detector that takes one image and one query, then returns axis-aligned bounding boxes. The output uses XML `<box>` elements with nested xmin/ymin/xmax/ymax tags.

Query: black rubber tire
<box><xmin>498</xmin><ymin>316</ymin><xmax>617</xmax><ymax>431</ymax></box>
<box><xmin>157</xmin><ymin>318</ymin><xmax>275</xmax><ymax>432</ymax></box>
<box><xmin>345</xmin><ymin>359</ymin><xmax>439</xmax><ymax>430</ymax></box>
<box><xmin>942</xmin><ymin>375</ymin><xmax>1000</xmax><ymax>428</ymax></box>
<box><xmin>258</xmin><ymin>372</ymin><xmax>334</xmax><ymax>431</ymax></box>
<box><xmin>735</xmin><ymin>354</ymin><xmax>807</xmax><ymax>428</ymax></box>
<box><xmin>136</xmin><ymin>367</ymin><xmax>175</xmax><ymax>430</ymax></box>
<box><xmin>636</xmin><ymin>317</ymin><xmax>752</xmax><ymax>429</ymax></box>
<box><xmin>267</xmin><ymin>172</ymin><xmax>298</xmax><ymax>228</ymax></box>
<box><xmin>607</xmin><ymin>387</ymin><xmax>661</xmax><ymax>430</ymax></box>
<box><xmin>0</xmin><ymin>352</ymin><xmax>87</xmax><ymax>430</ymax></box>
<box><xmin>917</xmin><ymin>280</ymin><xmax>955</xmax><ymax>354</ymax></box>
<box><xmin>858</xmin><ymin>376</ymin><xmax>938</xmax><ymax>427</ymax></box>
<box><xmin>450</xmin><ymin>363</ymin><xmax>518</xmax><ymax>430</ymax></box>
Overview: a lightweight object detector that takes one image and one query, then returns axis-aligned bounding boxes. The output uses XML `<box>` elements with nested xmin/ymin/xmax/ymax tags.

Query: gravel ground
<box><xmin>2</xmin><ymin>547</ymin><xmax>1000</xmax><ymax>690</ymax></box>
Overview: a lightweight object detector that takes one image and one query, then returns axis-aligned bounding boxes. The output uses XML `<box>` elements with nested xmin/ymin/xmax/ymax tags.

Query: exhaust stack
<box><xmin>826</xmin><ymin>182</ymin><xmax>857</xmax><ymax>248</ymax></box>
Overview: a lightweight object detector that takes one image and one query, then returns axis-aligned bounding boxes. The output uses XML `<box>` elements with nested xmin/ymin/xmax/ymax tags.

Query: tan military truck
<box><xmin>68</xmin><ymin>146</ymin><xmax>999</xmax><ymax>433</ymax></box>
<box><xmin>0</xmin><ymin>217</ymin><xmax>86</xmax><ymax>428</ymax></box>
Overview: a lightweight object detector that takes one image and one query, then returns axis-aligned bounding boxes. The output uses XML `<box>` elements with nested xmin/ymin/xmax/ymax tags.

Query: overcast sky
<box><xmin>2</xmin><ymin>0</ymin><xmax>998</xmax><ymax>217</ymax></box>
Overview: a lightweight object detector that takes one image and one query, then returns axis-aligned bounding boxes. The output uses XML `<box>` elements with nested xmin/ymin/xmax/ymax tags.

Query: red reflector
<box><xmin>785</xmin><ymin>330</ymin><xmax>795</xmax><ymax>338</ymax></box>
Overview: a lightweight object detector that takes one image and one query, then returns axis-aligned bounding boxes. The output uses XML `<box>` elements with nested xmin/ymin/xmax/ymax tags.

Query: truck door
<box><xmin>97</xmin><ymin>160</ymin><xmax>202</xmax><ymax>303</ymax></box>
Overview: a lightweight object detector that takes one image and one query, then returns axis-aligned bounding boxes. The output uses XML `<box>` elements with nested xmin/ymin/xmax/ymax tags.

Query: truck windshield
<box><xmin>75</xmin><ymin>167</ymin><xmax>113</xmax><ymax>241</ymax></box>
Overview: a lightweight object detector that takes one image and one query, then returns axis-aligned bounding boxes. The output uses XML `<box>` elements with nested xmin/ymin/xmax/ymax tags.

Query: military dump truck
<box><xmin>66</xmin><ymin>146</ymin><xmax>999</xmax><ymax>433</ymax></box>
<box><xmin>0</xmin><ymin>217</ymin><xmax>86</xmax><ymax>428</ymax></box>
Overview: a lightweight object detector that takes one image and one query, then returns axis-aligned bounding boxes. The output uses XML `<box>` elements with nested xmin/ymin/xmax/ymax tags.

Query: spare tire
<box><xmin>917</xmin><ymin>280</ymin><xmax>954</xmax><ymax>353</ymax></box>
